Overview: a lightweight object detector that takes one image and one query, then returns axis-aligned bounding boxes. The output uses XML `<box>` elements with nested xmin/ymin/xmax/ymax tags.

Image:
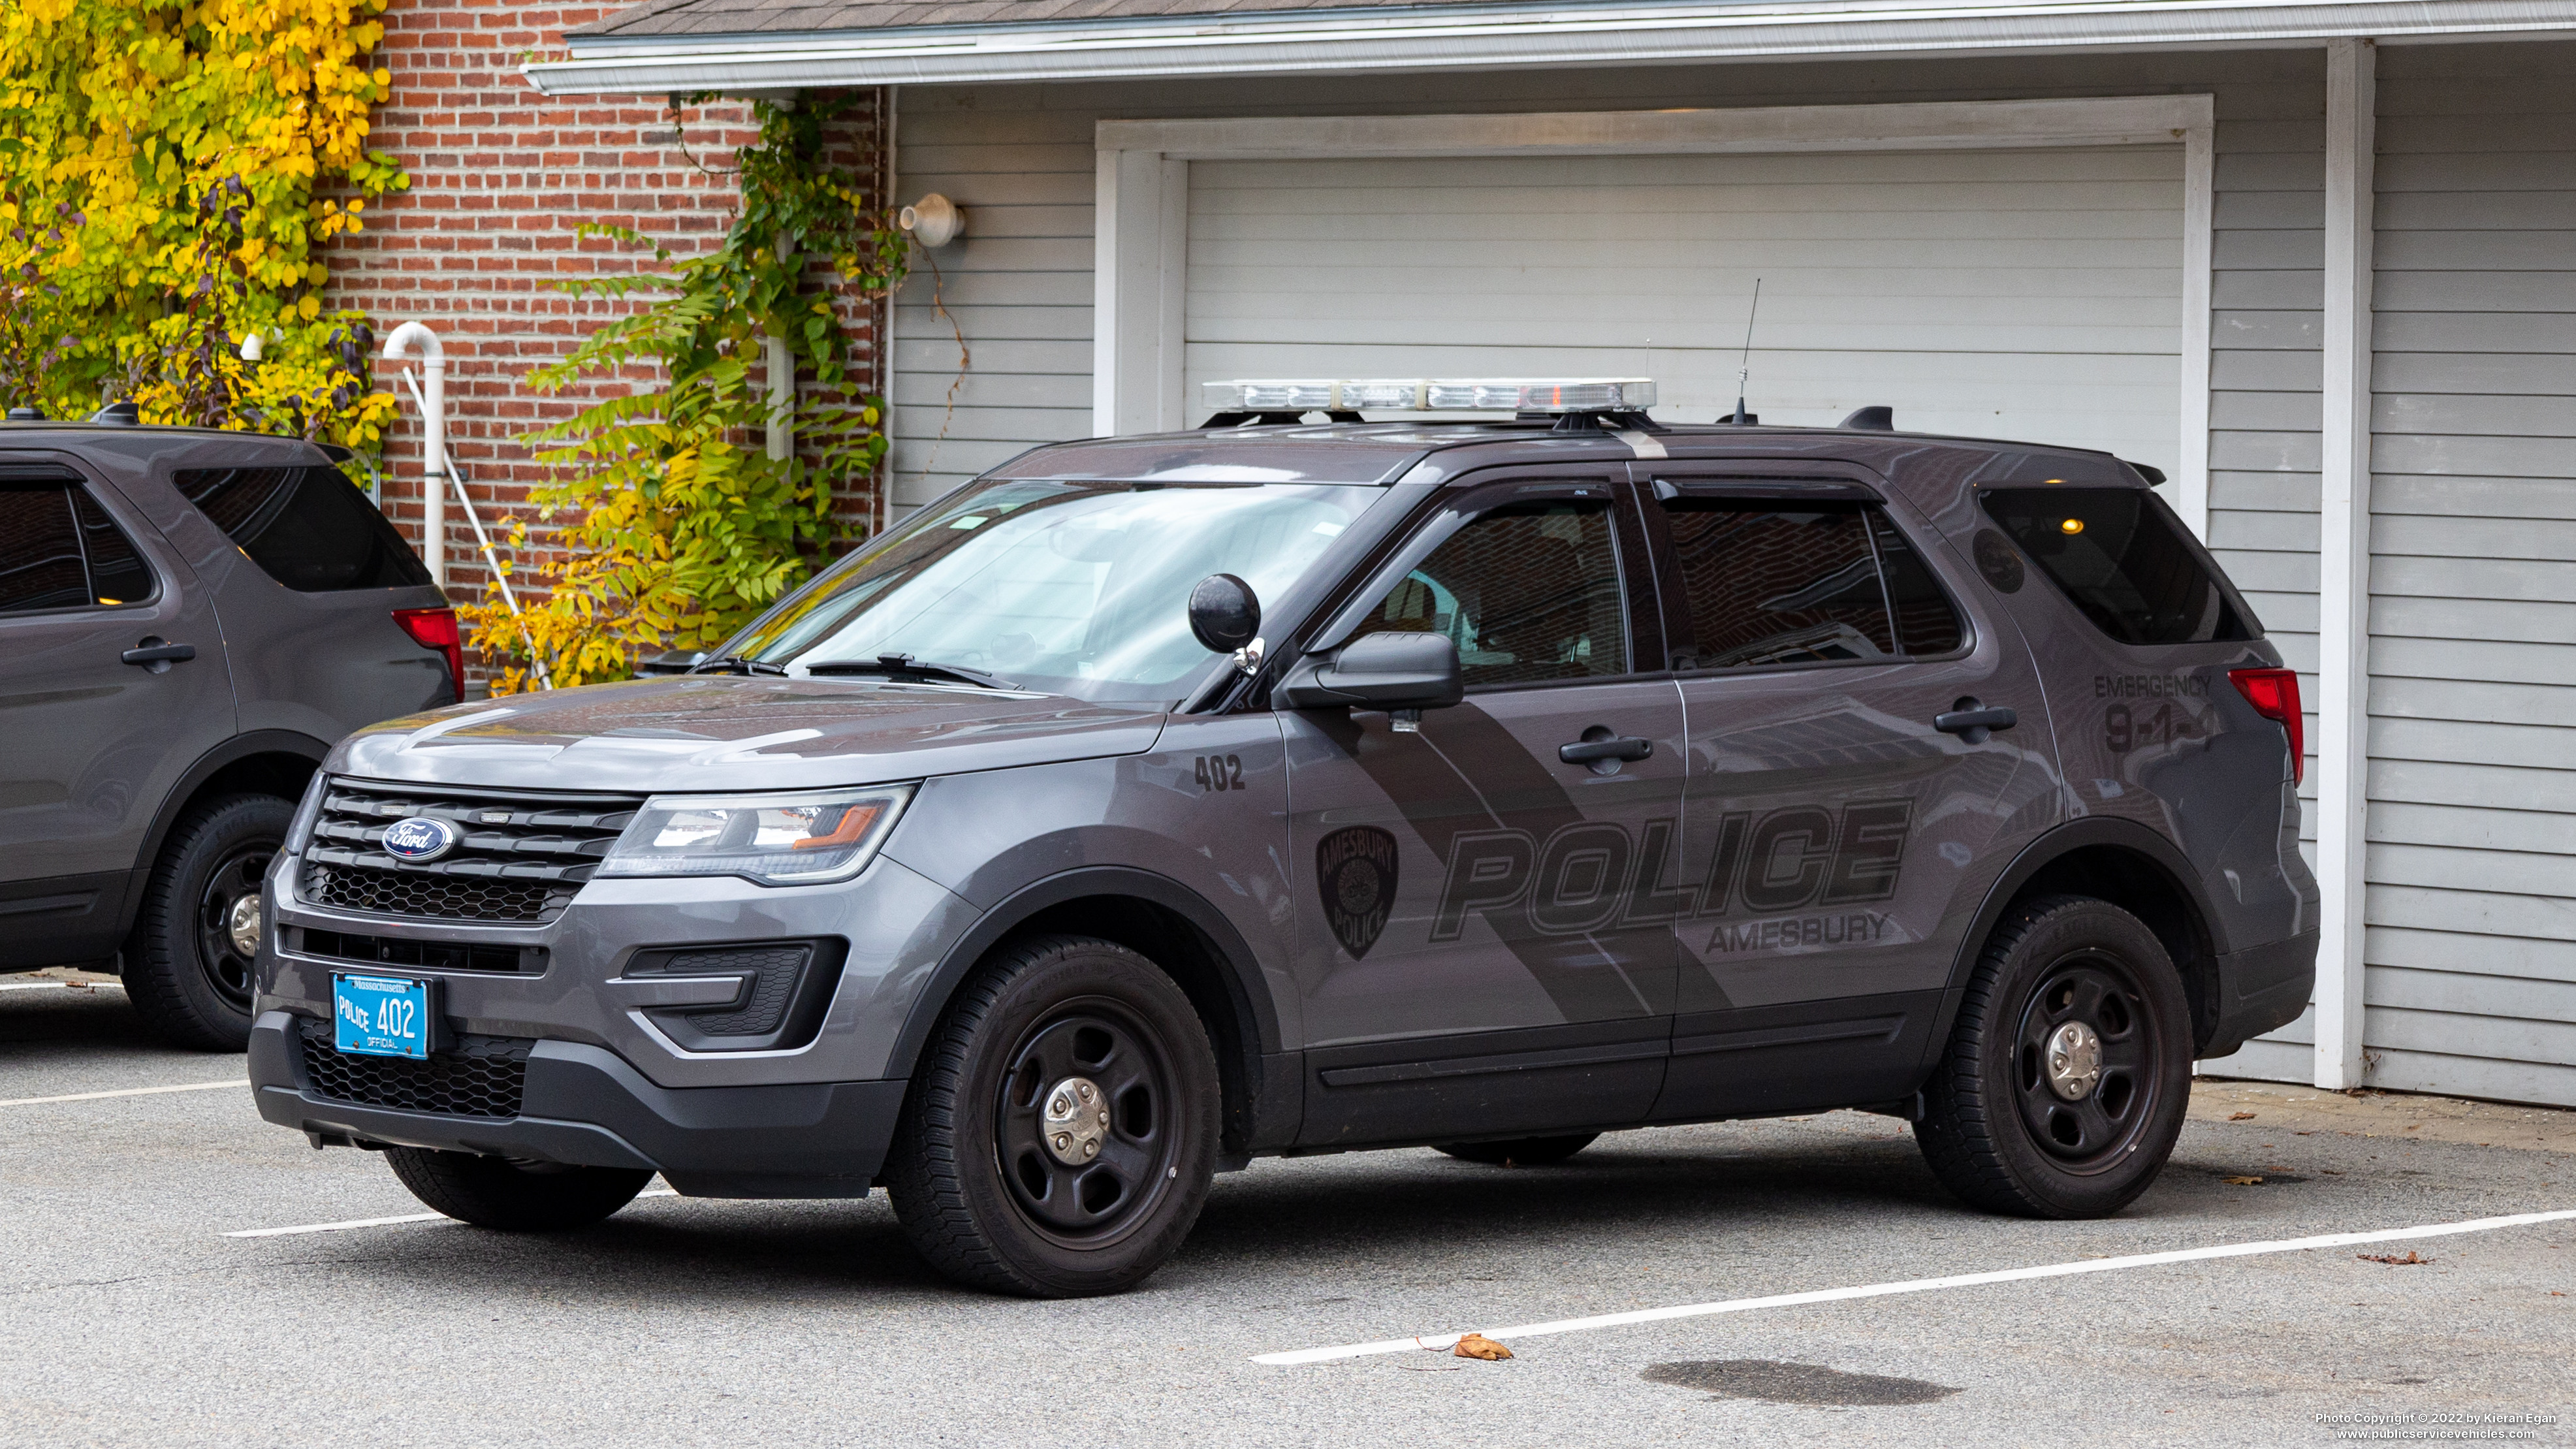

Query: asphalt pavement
<box><xmin>3</xmin><ymin>976</ymin><xmax>2570</xmax><ymax>1448</ymax></box>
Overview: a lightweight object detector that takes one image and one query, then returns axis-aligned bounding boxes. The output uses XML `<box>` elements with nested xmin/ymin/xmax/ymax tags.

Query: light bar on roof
<box><xmin>1201</xmin><ymin>377</ymin><xmax>1656</xmax><ymax>414</ymax></box>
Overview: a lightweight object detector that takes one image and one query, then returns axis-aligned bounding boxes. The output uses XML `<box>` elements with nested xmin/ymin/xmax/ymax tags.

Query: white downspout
<box><xmin>384</xmin><ymin>322</ymin><xmax>446</xmax><ymax>589</ymax></box>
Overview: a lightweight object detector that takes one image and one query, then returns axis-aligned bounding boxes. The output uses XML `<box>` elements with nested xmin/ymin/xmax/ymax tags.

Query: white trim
<box><xmin>526</xmin><ymin>0</ymin><xmax>2576</xmax><ymax>95</ymax></box>
<box><xmin>1095</xmin><ymin>96</ymin><xmax>2217</xmax><ymax>471</ymax></box>
<box><xmin>2179</xmin><ymin>118</ymin><xmax>2214</xmax><ymax>537</ymax></box>
<box><xmin>2314</xmin><ymin>37</ymin><xmax>2376</xmax><ymax>1092</ymax></box>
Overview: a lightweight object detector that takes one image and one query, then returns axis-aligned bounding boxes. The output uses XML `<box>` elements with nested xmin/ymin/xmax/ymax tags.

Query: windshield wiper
<box><xmin>802</xmin><ymin>653</ymin><xmax>1014</xmax><ymax>689</ymax></box>
<box><xmin>688</xmin><ymin>654</ymin><xmax>787</xmax><ymax>677</ymax></box>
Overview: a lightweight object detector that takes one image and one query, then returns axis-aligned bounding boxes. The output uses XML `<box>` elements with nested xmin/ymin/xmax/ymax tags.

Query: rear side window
<box><xmin>1982</xmin><ymin>487</ymin><xmax>2250</xmax><ymax>645</ymax></box>
<box><xmin>174</xmin><ymin>465</ymin><xmax>430</xmax><ymax>592</ymax></box>
<box><xmin>0</xmin><ymin>474</ymin><xmax>155</xmax><ymax>614</ymax></box>
<box><xmin>1661</xmin><ymin>500</ymin><xmax>1966</xmax><ymax>670</ymax></box>
<box><xmin>1351</xmin><ymin>503</ymin><xmax>1629</xmax><ymax>688</ymax></box>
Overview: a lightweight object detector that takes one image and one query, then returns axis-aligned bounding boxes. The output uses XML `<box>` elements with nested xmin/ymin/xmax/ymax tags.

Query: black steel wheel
<box><xmin>885</xmin><ymin>934</ymin><xmax>1218</xmax><ymax>1297</ymax></box>
<box><xmin>124</xmin><ymin>793</ymin><xmax>293</xmax><ymax>1051</ymax></box>
<box><xmin>2011</xmin><ymin>955</ymin><xmax>2161</xmax><ymax>1170</ymax></box>
<box><xmin>1914</xmin><ymin>895</ymin><xmax>2193</xmax><ymax>1218</ymax></box>
<box><xmin>994</xmin><ymin>1006</ymin><xmax>1183</xmax><ymax>1249</ymax></box>
<box><xmin>193</xmin><ymin>838</ymin><xmax>273</xmax><ymax>1015</ymax></box>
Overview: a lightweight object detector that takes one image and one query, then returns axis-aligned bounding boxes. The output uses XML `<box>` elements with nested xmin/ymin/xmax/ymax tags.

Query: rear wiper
<box><xmin>687</xmin><ymin>654</ymin><xmax>786</xmax><ymax>677</ymax></box>
<box><xmin>802</xmin><ymin>653</ymin><xmax>1013</xmax><ymax>689</ymax></box>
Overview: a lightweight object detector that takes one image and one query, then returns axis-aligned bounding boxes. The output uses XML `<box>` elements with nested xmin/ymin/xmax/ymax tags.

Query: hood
<box><xmin>330</xmin><ymin>677</ymin><xmax>1171</xmax><ymax>793</ymax></box>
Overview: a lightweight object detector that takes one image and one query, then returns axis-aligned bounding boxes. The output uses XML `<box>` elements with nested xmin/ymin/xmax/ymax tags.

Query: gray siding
<box><xmin>891</xmin><ymin>49</ymin><xmax>2329</xmax><ymax>508</ymax></box>
<box><xmin>2206</xmin><ymin>41</ymin><xmax>2576</xmax><ymax>1104</ymax></box>
<box><xmin>2361</xmin><ymin>42</ymin><xmax>2576</xmax><ymax>1105</ymax></box>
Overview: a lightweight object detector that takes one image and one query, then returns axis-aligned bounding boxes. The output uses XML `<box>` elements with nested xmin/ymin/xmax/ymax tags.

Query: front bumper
<box><xmin>249</xmin><ymin>1011</ymin><xmax>906</xmax><ymax>1197</ymax></box>
<box><xmin>2199</xmin><ymin>928</ymin><xmax>2319</xmax><ymax>1060</ymax></box>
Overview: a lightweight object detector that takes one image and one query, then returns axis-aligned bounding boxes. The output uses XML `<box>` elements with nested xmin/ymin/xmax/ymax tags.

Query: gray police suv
<box><xmin>247</xmin><ymin>381</ymin><xmax>2317</xmax><ymax>1297</ymax></box>
<box><xmin>3</xmin><ymin>417</ymin><xmax>455</xmax><ymax>1049</ymax></box>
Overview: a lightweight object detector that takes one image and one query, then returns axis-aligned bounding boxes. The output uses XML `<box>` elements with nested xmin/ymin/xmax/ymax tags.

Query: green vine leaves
<box><xmin>464</xmin><ymin>97</ymin><xmax>912</xmax><ymax>693</ymax></box>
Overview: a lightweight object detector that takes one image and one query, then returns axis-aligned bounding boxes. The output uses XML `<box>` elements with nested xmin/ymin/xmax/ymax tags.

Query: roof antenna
<box><xmin>1730</xmin><ymin>278</ymin><xmax>1762</xmax><ymax>426</ymax></box>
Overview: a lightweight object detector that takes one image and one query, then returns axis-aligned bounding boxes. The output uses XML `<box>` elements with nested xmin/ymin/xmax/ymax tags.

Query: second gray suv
<box><xmin>246</xmin><ymin>394</ymin><xmax>2317</xmax><ymax>1296</ymax></box>
<box><xmin>1</xmin><ymin>421</ymin><xmax>454</xmax><ymax>1049</ymax></box>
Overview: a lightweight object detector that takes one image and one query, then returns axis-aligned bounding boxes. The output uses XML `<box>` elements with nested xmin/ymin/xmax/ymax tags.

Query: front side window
<box><xmin>1982</xmin><ymin>486</ymin><xmax>2250</xmax><ymax>646</ymax></box>
<box><xmin>174</xmin><ymin>466</ymin><xmax>431</xmax><ymax>592</ymax></box>
<box><xmin>0</xmin><ymin>477</ymin><xmax>155</xmax><ymax>614</ymax></box>
<box><xmin>1348</xmin><ymin>502</ymin><xmax>1629</xmax><ymax>688</ymax></box>
<box><xmin>726</xmin><ymin>479</ymin><xmax>1381</xmax><ymax>703</ymax></box>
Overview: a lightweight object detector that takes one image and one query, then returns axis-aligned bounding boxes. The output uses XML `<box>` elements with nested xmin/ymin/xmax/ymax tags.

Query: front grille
<box><xmin>292</xmin><ymin>927</ymin><xmax>545</xmax><ymax>975</ymax></box>
<box><xmin>298</xmin><ymin>780</ymin><xmax>640</xmax><ymax>925</ymax></box>
<box><xmin>294</xmin><ymin>1016</ymin><xmax>530</xmax><ymax>1119</ymax></box>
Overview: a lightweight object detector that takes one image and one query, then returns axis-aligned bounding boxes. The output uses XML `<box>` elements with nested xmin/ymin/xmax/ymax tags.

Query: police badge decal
<box><xmin>1315</xmin><ymin>826</ymin><xmax>1398</xmax><ymax>959</ymax></box>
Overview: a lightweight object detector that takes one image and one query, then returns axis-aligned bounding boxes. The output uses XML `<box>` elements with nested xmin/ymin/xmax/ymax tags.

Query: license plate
<box><xmin>332</xmin><ymin>973</ymin><xmax>432</xmax><ymax>1059</ymax></box>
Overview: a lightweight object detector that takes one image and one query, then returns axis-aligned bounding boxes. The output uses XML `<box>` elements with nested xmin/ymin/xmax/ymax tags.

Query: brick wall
<box><xmin>328</xmin><ymin>0</ymin><xmax>887</xmax><ymax>689</ymax></box>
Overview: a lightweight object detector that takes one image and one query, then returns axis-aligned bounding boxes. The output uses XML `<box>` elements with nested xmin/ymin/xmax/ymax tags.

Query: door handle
<box><xmin>121</xmin><ymin>639</ymin><xmax>197</xmax><ymax>673</ymax></box>
<box><xmin>1933</xmin><ymin>699</ymin><xmax>2017</xmax><ymax>745</ymax></box>
<box><xmin>1559</xmin><ymin>735</ymin><xmax>1654</xmax><ymax>765</ymax></box>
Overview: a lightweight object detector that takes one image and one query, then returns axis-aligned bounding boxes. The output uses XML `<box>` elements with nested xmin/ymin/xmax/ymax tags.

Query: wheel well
<box><xmin>2007</xmin><ymin>845</ymin><xmax>2219</xmax><ymax>1053</ymax></box>
<box><xmin>186</xmin><ymin>752</ymin><xmax>318</xmax><ymax>812</ymax></box>
<box><xmin>999</xmin><ymin>895</ymin><xmax>1262</xmax><ymax>1159</ymax></box>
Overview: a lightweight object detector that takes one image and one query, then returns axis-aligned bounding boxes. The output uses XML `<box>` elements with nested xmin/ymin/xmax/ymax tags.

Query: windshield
<box><xmin>724</xmin><ymin>478</ymin><xmax>1382</xmax><ymax>702</ymax></box>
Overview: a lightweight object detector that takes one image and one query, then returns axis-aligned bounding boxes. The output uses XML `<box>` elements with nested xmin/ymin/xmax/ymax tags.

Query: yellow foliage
<box><xmin>0</xmin><ymin>0</ymin><xmax>406</xmax><ymax>449</ymax></box>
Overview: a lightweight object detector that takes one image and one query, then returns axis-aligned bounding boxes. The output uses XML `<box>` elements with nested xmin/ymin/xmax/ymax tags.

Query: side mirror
<box><xmin>1275</xmin><ymin>631</ymin><xmax>1464</xmax><ymax>722</ymax></box>
<box><xmin>1188</xmin><ymin>573</ymin><xmax>1262</xmax><ymax>654</ymax></box>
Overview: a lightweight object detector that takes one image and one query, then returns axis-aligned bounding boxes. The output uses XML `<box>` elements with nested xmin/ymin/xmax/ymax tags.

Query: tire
<box><xmin>385</xmin><ymin>1147</ymin><xmax>654</xmax><ymax>1231</ymax></box>
<box><xmin>1913</xmin><ymin>895</ymin><xmax>2193</xmax><ymax>1218</ymax></box>
<box><xmin>123</xmin><ymin>793</ymin><xmax>293</xmax><ymax>1052</ymax></box>
<box><xmin>1433</xmin><ymin>1134</ymin><xmax>1598</xmax><ymax>1166</ymax></box>
<box><xmin>883</xmin><ymin>934</ymin><xmax>1220</xmax><ymax>1298</ymax></box>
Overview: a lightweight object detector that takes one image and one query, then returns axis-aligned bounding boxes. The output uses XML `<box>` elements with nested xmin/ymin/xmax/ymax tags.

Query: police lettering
<box><xmin>1431</xmin><ymin>800</ymin><xmax>1914</xmax><ymax>940</ymax></box>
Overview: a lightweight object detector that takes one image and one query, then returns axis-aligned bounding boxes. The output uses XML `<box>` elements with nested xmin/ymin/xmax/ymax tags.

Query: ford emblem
<box><xmin>381</xmin><ymin>816</ymin><xmax>460</xmax><ymax>864</ymax></box>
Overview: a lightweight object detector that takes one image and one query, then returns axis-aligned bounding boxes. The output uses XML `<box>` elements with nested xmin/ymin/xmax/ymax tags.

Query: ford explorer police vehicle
<box><xmin>248</xmin><ymin>378</ymin><xmax>2318</xmax><ymax>1298</ymax></box>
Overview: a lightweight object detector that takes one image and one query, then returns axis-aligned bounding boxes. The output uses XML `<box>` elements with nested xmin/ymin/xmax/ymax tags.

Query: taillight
<box><xmin>394</xmin><ymin>607</ymin><xmax>464</xmax><ymax>697</ymax></box>
<box><xmin>2229</xmin><ymin>667</ymin><xmax>2303</xmax><ymax>784</ymax></box>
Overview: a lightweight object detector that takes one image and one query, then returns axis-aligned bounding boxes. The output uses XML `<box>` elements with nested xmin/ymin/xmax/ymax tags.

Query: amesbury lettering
<box><xmin>1706</xmin><ymin>912</ymin><xmax>1890</xmax><ymax>955</ymax></box>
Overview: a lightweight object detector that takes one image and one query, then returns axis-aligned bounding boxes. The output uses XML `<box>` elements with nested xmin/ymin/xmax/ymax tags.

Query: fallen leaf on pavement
<box><xmin>1453</xmin><ymin>1333</ymin><xmax>1513</xmax><ymax>1361</ymax></box>
<box><xmin>2229</xmin><ymin>1111</ymin><xmax>2257</xmax><ymax>1121</ymax></box>
<box><xmin>2358</xmin><ymin>1251</ymin><xmax>2431</xmax><ymax>1266</ymax></box>
<box><xmin>2221</xmin><ymin>1175</ymin><xmax>2265</xmax><ymax>1186</ymax></box>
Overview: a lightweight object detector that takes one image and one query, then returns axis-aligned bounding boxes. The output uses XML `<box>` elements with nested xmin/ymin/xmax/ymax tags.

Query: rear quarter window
<box><xmin>175</xmin><ymin>465</ymin><xmax>431</xmax><ymax>592</ymax></box>
<box><xmin>1981</xmin><ymin>487</ymin><xmax>2252</xmax><ymax>646</ymax></box>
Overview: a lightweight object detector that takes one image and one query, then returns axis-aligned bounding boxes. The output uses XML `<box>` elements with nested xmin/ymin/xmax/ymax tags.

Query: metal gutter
<box><xmin>525</xmin><ymin>0</ymin><xmax>2576</xmax><ymax>95</ymax></box>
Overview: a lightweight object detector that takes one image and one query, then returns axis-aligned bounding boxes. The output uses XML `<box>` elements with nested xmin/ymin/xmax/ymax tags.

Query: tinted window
<box><xmin>0</xmin><ymin>483</ymin><xmax>89</xmax><ymax>613</ymax></box>
<box><xmin>1666</xmin><ymin>502</ymin><xmax>1895</xmax><ymax>669</ymax></box>
<box><xmin>1868</xmin><ymin>511</ymin><xmax>1965</xmax><ymax>656</ymax></box>
<box><xmin>1353</xmin><ymin>503</ymin><xmax>1628</xmax><ymax>688</ymax></box>
<box><xmin>174</xmin><ymin>466</ymin><xmax>430</xmax><ymax>592</ymax></box>
<box><xmin>1982</xmin><ymin>487</ymin><xmax>2250</xmax><ymax>645</ymax></box>
<box><xmin>70</xmin><ymin>490</ymin><xmax>153</xmax><ymax>607</ymax></box>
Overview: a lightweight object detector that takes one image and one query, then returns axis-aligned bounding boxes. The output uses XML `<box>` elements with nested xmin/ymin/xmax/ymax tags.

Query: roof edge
<box><xmin>526</xmin><ymin>0</ymin><xmax>2576</xmax><ymax>95</ymax></box>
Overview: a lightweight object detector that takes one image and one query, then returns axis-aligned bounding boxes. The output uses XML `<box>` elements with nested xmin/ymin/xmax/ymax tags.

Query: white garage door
<box><xmin>1185</xmin><ymin>147</ymin><xmax>2185</xmax><ymax>477</ymax></box>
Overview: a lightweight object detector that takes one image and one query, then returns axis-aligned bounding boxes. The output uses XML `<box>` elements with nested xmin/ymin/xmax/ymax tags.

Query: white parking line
<box><xmin>0</xmin><ymin>1079</ymin><xmax>244</xmax><ymax>1108</ymax></box>
<box><xmin>1251</xmin><ymin>1207</ymin><xmax>2576</xmax><ymax>1366</ymax></box>
<box><xmin>0</xmin><ymin>979</ymin><xmax>121</xmax><ymax>992</ymax></box>
<box><xmin>225</xmin><ymin>1187</ymin><xmax>682</xmax><ymax>1239</ymax></box>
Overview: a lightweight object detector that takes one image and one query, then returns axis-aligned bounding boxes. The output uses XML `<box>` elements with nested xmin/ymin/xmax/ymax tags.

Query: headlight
<box><xmin>598</xmin><ymin>785</ymin><xmax>915</xmax><ymax>886</ymax></box>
